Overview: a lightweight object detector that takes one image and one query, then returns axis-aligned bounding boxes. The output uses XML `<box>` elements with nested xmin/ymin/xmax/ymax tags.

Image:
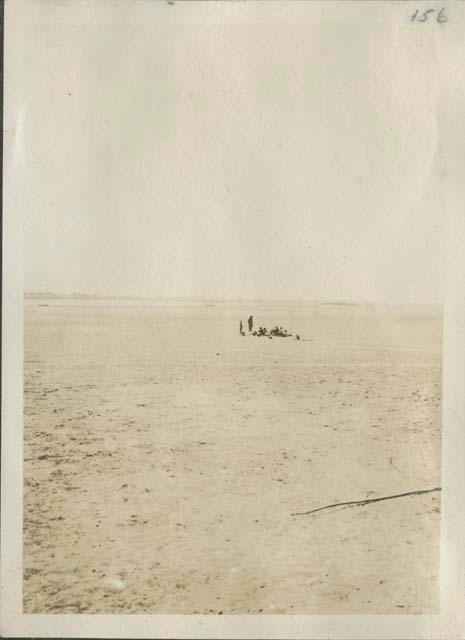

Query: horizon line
<box><xmin>24</xmin><ymin>292</ymin><xmax>443</xmax><ymax>307</ymax></box>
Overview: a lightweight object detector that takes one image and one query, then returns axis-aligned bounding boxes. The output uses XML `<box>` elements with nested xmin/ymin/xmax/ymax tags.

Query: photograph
<box><xmin>4</xmin><ymin>0</ymin><xmax>461</xmax><ymax>632</ymax></box>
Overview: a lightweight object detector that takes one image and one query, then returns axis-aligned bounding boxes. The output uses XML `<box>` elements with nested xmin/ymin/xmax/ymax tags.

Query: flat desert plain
<box><xmin>23</xmin><ymin>300</ymin><xmax>442</xmax><ymax>614</ymax></box>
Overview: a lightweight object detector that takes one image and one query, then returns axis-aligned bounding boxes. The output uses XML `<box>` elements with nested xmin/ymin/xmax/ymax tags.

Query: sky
<box><xmin>13</xmin><ymin>1</ymin><xmax>444</xmax><ymax>303</ymax></box>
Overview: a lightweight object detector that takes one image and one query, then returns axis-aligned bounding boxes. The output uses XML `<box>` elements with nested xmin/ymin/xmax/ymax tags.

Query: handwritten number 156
<box><xmin>410</xmin><ymin>7</ymin><xmax>447</xmax><ymax>23</ymax></box>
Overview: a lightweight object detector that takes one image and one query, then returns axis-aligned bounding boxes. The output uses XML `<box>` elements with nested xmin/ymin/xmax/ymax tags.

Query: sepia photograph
<box><xmin>23</xmin><ymin>300</ymin><xmax>442</xmax><ymax>614</ymax></box>
<box><xmin>3</xmin><ymin>0</ymin><xmax>465</xmax><ymax>637</ymax></box>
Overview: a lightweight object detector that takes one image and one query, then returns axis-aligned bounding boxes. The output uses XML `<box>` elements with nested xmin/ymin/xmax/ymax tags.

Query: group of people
<box><xmin>239</xmin><ymin>315</ymin><xmax>300</xmax><ymax>340</ymax></box>
<box><xmin>239</xmin><ymin>315</ymin><xmax>254</xmax><ymax>336</ymax></box>
<box><xmin>269</xmin><ymin>326</ymin><xmax>291</xmax><ymax>337</ymax></box>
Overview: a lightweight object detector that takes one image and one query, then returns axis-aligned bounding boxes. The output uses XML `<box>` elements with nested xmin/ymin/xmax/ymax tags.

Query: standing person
<box><xmin>248</xmin><ymin>315</ymin><xmax>253</xmax><ymax>333</ymax></box>
<box><xmin>240</xmin><ymin>320</ymin><xmax>244</xmax><ymax>335</ymax></box>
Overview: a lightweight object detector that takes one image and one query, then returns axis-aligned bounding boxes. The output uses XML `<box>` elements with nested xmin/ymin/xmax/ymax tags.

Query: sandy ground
<box><xmin>23</xmin><ymin>300</ymin><xmax>442</xmax><ymax>614</ymax></box>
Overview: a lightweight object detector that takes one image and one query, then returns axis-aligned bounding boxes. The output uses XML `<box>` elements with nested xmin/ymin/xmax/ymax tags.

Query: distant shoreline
<box><xmin>23</xmin><ymin>292</ymin><xmax>442</xmax><ymax>312</ymax></box>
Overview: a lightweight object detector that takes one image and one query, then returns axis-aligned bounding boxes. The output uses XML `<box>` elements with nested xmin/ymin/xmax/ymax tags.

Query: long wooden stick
<box><xmin>291</xmin><ymin>486</ymin><xmax>441</xmax><ymax>517</ymax></box>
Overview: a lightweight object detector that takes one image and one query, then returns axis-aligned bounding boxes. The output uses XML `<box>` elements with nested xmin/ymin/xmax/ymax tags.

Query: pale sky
<box><xmin>13</xmin><ymin>1</ymin><xmax>444</xmax><ymax>303</ymax></box>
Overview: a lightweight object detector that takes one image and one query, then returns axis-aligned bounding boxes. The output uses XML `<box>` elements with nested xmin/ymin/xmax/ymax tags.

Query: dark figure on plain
<box><xmin>240</xmin><ymin>320</ymin><xmax>245</xmax><ymax>336</ymax></box>
<box><xmin>248</xmin><ymin>315</ymin><xmax>253</xmax><ymax>332</ymax></box>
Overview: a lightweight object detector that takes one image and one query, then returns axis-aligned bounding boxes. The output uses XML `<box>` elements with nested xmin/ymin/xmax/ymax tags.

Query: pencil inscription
<box><xmin>410</xmin><ymin>7</ymin><xmax>447</xmax><ymax>23</ymax></box>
